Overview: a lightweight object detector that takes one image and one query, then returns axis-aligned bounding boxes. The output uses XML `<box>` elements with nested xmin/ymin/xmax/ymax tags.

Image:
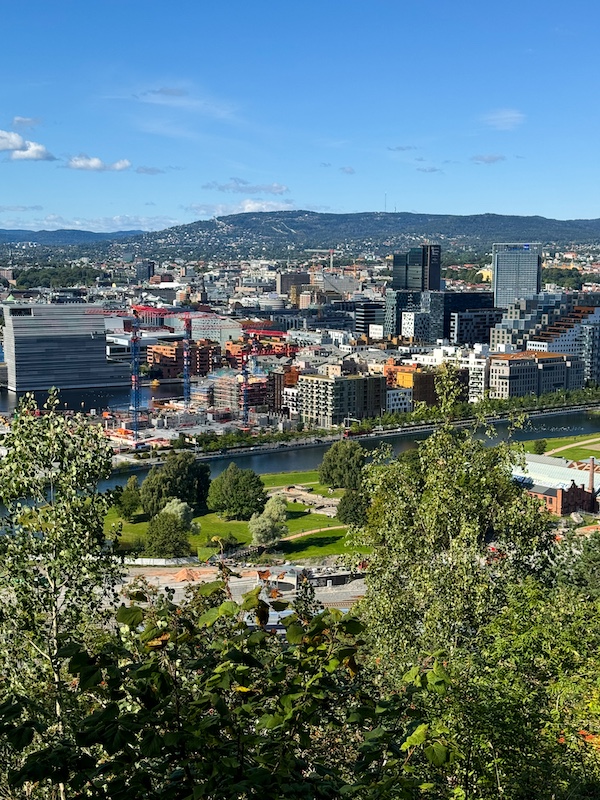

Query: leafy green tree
<box><xmin>319</xmin><ymin>439</ymin><xmax>366</xmax><ymax>490</ymax></box>
<box><xmin>115</xmin><ymin>474</ymin><xmax>141</xmax><ymax>521</ymax></box>
<box><xmin>0</xmin><ymin>390</ymin><xmax>122</xmax><ymax>797</ymax></box>
<box><xmin>249</xmin><ymin>494</ymin><xmax>288</xmax><ymax>546</ymax></box>
<box><xmin>145</xmin><ymin>511</ymin><xmax>191</xmax><ymax>558</ymax></box>
<box><xmin>5</xmin><ymin>580</ymin><xmax>456</xmax><ymax>799</ymax></box>
<box><xmin>161</xmin><ymin>497</ymin><xmax>198</xmax><ymax>532</ymax></box>
<box><xmin>207</xmin><ymin>462</ymin><xmax>267</xmax><ymax>520</ymax></box>
<box><xmin>351</xmin><ymin>420</ymin><xmax>555</xmax><ymax>679</ymax></box>
<box><xmin>532</xmin><ymin>437</ymin><xmax>548</xmax><ymax>455</ymax></box>
<box><xmin>140</xmin><ymin>451</ymin><xmax>211</xmax><ymax>517</ymax></box>
<box><xmin>336</xmin><ymin>488</ymin><xmax>369</xmax><ymax>527</ymax></box>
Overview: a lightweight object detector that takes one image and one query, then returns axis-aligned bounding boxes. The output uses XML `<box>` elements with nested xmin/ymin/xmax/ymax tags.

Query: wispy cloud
<box><xmin>0</xmin><ymin>212</ymin><xmax>177</xmax><ymax>233</ymax></box>
<box><xmin>0</xmin><ymin>205</ymin><xmax>43</xmax><ymax>213</ymax></box>
<box><xmin>417</xmin><ymin>166</ymin><xmax>443</xmax><ymax>173</ymax></box>
<box><xmin>388</xmin><ymin>145</ymin><xmax>417</xmax><ymax>151</ymax></box>
<box><xmin>482</xmin><ymin>108</ymin><xmax>525</xmax><ymax>131</ymax></box>
<box><xmin>202</xmin><ymin>177</ymin><xmax>289</xmax><ymax>195</ymax></box>
<box><xmin>134</xmin><ymin>84</ymin><xmax>235</xmax><ymax>119</ymax></box>
<box><xmin>12</xmin><ymin>116</ymin><xmax>40</xmax><ymax>129</ymax></box>
<box><xmin>320</xmin><ymin>162</ymin><xmax>331</xmax><ymax>167</ymax></box>
<box><xmin>471</xmin><ymin>153</ymin><xmax>506</xmax><ymax>165</ymax></box>
<box><xmin>340</xmin><ymin>166</ymin><xmax>355</xmax><ymax>174</ymax></box>
<box><xmin>67</xmin><ymin>155</ymin><xmax>131</xmax><ymax>171</ymax></box>
<box><xmin>136</xmin><ymin>166</ymin><xmax>165</xmax><ymax>175</ymax></box>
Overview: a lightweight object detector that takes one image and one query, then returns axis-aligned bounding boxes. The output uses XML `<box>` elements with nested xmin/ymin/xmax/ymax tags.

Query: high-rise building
<box><xmin>392</xmin><ymin>245</ymin><xmax>441</xmax><ymax>292</ymax></box>
<box><xmin>2</xmin><ymin>303</ymin><xmax>130</xmax><ymax>392</ymax></box>
<box><xmin>492</xmin><ymin>243</ymin><xmax>542</xmax><ymax>308</ymax></box>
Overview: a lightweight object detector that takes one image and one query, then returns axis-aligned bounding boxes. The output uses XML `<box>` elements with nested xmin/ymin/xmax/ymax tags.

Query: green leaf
<box><xmin>401</xmin><ymin>723</ymin><xmax>429</xmax><ymax>750</ymax></box>
<box><xmin>7</xmin><ymin>723</ymin><xmax>35</xmax><ymax>749</ymax></box>
<box><xmin>218</xmin><ymin>600</ymin><xmax>239</xmax><ymax>617</ymax></box>
<box><xmin>79</xmin><ymin>665</ymin><xmax>103</xmax><ymax>690</ymax></box>
<box><xmin>270</xmin><ymin>600</ymin><xmax>290</xmax><ymax>612</ymax></box>
<box><xmin>286</xmin><ymin>623</ymin><xmax>305</xmax><ymax>644</ymax></box>
<box><xmin>241</xmin><ymin>586</ymin><xmax>261</xmax><ymax>610</ymax></box>
<box><xmin>197</xmin><ymin>580</ymin><xmax>225</xmax><ymax>596</ymax></box>
<box><xmin>197</xmin><ymin>607</ymin><xmax>221</xmax><ymax>627</ymax></box>
<box><xmin>424</xmin><ymin>742</ymin><xmax>448</xmax><ymax>766</ymax></box>
<box><xmin>116</xmin><ymin>605</ymin><xmax>144</xmax><ymax>628</ymax></box>
<box><xmin>140</xmin><ymin>730</ymin><xmax>163</xmax><ymax>758</ymax></box>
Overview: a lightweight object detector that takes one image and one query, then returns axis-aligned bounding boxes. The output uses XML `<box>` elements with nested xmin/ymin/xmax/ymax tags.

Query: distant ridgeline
<box><xmin>2</xmin><ymin>210</ymin><xmax>600</xmax><ymax>260</ymax></box>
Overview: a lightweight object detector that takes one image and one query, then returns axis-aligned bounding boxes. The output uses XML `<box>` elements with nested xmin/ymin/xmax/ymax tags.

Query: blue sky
<box><xmin>2</xmin><ymin>0</ymin><xmax>599</xmax><ymax>232</ymax></box>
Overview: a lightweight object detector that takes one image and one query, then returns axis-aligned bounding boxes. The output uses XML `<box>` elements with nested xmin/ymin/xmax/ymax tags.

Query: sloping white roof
<box><xmin>513</xmin><ymin>454</ymin><xmax>600</xmax><ymax>491</ymax></box>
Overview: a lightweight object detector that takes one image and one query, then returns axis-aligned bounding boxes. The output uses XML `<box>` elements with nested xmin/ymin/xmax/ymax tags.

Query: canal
<box><xmin>99</xmin><ymin>408</ymin><xmax>600</xmax><ymax>491</ymax></box>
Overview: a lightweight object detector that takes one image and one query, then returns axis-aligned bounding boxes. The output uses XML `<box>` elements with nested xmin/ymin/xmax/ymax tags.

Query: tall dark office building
<box><xmin>392</xmin><ymin>245</ymin><xmax>441</xmax><ymax>292</ymax></box>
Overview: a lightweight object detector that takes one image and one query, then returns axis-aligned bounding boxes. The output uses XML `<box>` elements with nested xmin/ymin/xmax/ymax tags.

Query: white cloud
<box><xmin>184</xmin><ymin>198</ymin><xmax>295</xmax><ymax>218</ymax></box>
<box><xmin>417</xmin><ymin>166</ymin><xmax>443</xmax><ymax>173</ymax></box>
<box><xmin>201</xmin><ymin>177</ymin><xmax>289</xmax><ymax>195</ymax></box>
<box><xmin>11</xmin><ymin>141</ymin><xmax>56</xmax><ymax>161</ymax></box>
<box><xmin>482</xmin><ymin>108</ymin><xmax>525</xmax><ymax>131</ymax></box>
<box><xmin>471</xmin><ymin>154</ymin><xmax>506</xmax><ymax>164</ymax></box>
<box><xmin>388</xmin><ymin>145</ymin><xmax>417</xmax><ymax>151</ymax></box>
<box><xmin>340</xmin><ymin>166</ymin><xmax>355</xmax><ymax>174</ymax></box>
<box><xmin>67</xmin><ymin>155</ymin><xmax>131</xmax><ymax>171</ymax></box>
<box><xmin>0</xmin><ymin>130</ymin><xmax>25</xmax><ymax>151</ymax></box>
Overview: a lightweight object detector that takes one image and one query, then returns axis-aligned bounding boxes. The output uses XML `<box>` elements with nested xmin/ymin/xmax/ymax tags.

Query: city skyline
<box><xmin>2</xmin><ymin>0</ymin><xmax>600</xmax><ymax>233</ymax></box>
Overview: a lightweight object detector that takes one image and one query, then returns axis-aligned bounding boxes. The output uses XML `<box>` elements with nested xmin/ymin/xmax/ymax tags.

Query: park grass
<box><xmin>260</xmin><ymin>470</ymin><xmax>319</xmax><ymax>488</ymax></box>
<box><xmin>522</xmin><ymin>432</ymin><xmax>600</xmax><ymax>460</ymax></box>
<box><xmin>108</xmin><ymin>500</ymin><xmax>342</xmax><ymax>560</ymax></box>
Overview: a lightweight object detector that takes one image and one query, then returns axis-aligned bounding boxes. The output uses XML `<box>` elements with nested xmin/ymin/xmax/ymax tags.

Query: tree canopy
<box><xmin>319</xmin><ymin>439</ymin><xmax>366</xmax><ymax>490</ymax></box>
<box><xmin>249</xmin><ymin>493</ymin><xmax>288</xmax><ymax>546</ymax></box>
<box><xmin>140</xmin><ymin>451</ymin><xmax>211</xmax><ymax>518</ymax></box>
<box><xmin>206</xmin><ymin>463</ymin><xmax>267</xmax><ymax>520</ymax></box>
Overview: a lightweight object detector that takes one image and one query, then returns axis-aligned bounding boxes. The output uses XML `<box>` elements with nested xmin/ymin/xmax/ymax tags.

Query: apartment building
<box><xmin>488</xmin><ymin>352</ymin><xmax>584</xmax><ymax>399</ymax></box>
<box><xmin>297</xmin><ymin>374</ymin><xmax>386</xmax><ymax>428</ymax></box>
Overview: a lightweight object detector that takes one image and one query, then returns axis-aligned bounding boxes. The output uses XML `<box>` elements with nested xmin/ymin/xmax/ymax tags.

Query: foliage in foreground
<box><xmin>3</xmin><ymin>576</ymin><xmax>456</xmax><ymax>799</ymax></box>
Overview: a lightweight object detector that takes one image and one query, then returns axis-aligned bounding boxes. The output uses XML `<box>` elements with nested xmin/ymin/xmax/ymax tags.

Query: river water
<box><xmin>98</xmin><ymin>408</ymin><xmax>600</xmax><ymax>491</ymax></box>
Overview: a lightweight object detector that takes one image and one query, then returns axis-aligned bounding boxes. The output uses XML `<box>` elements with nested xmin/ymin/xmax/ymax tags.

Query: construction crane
<box><xmin>87</xmin><ymin>305</ymin><xmax>196</xmax><ymax>439</ymax></box>
<box><xmin>133</xmin><ymin>306</ymin><xmax>194</xmax><ymax>411</ymax></box>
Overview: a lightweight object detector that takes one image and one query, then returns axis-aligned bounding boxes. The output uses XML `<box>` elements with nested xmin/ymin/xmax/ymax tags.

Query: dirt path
<box><xmin>546</xmin><ymin>435</ymin><xmax>600</xmax><ymax>455</ymax></box>
<box><xmin>282</xmin><ymin>525</ymin><xmax>346</xmax><ymax>541</ymax></box>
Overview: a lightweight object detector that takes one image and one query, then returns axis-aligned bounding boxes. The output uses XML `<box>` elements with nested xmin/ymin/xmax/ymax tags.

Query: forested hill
<box><xmin>0</xmin><ymin>228</ymin><xmax>142</xmax><ymax>245</ymax></box>
<box><xmin>3</xmin><ymin>210</ymin><xmax>600</xmax><ymax>259</ymax></box>
<box><xmin>130</xmin><ymin>211</ymin><xmax>600</xmax><ymax>259</ymax></box>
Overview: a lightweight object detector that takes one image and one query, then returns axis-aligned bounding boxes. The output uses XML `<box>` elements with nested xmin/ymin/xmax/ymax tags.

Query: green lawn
<box><xmin>260</xmin><ymin>470</ymin><xmax>319</xmax><ymax>488</ymax></box>
<box><xmin>107</xmin><ymin>500</ymin><xmax>342</xmax><ymax>561</ymax></box>
<box><xmin>522</xmin><ymin>432</ymin><xmax>600</xmax><ymax>461</ymax></box>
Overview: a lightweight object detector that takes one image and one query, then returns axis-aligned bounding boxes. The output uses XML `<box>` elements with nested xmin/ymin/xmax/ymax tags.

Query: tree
<box><xmin>0</xmin><ymin>390</ymin><xmax>122</xmax><ymax>798</ymax></box>
<box><xmin>336</xmin><ymin>488</ymin><xmax>369</xmax><ymax>527</ymax></box>
<box><xmin>207</xmin><ymin>462</ymin><xmax>267</xmax><ymax>520</ymax></box>
<box><xmin>140</xmin><ymin>451</ymin><xmax>211</xmax><ymax>517</ymax></box>
<box><xmin>115</xmin><ymin>474</ymin><xmax>141</xmax><ymax>521</ymax></box>
<box><xmin>249</xmin><ymin>494</ymin><xmax>288</xmax><ymax>546</ymax></box>
<box><xmin>532</xmin><ymin>438</ymin><xmax>548</xmax><ymax>455</ymax></box>
<box><xmin>4</xmin><ymin>579</ymin><xmax>457</xmax><ymax>799</ymax></box>
<box><xmin>351</xmin><ymin>420</ymin><xmax>555</xmax><ymax>679</ymax></box>
<box><xmin>319</xmin><ymin>439</ymin><xmax>366</xmax><ymax>490</ymax></box>
<box><xmin>161</xmin><ymin>497</ymin><xmax>198</xmax><ymax>532</ymax></box>
<box><xmin>145</xmin><ymin>511</ymin><xmax>191</xmax><ymax>558</ymax></box>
